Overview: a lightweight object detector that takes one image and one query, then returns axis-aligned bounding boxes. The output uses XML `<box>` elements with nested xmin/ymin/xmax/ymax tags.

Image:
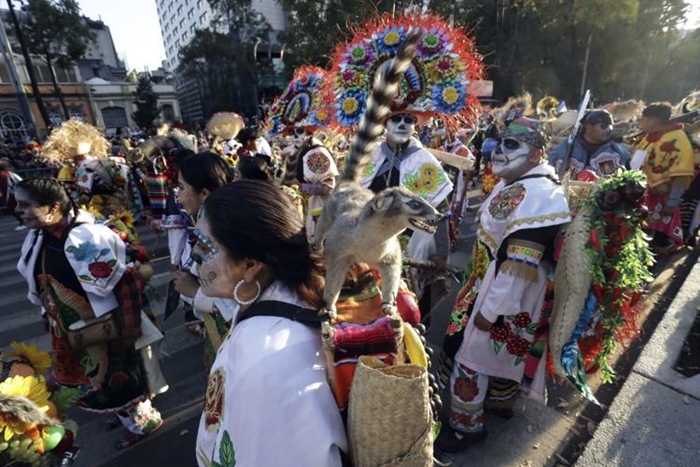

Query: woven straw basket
<box><xmin>564</xmin><ymin>179</ymin><xmax>595</xmax><ymax>213</ymax></box>
<box><xmin>347</xmin><ymin>356</ymin><xmax>433</xmax><ymax>467</ymax></box>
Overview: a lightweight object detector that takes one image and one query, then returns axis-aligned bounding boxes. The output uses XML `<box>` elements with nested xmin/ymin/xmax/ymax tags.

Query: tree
<box><xmin>178</xmin><ymin>1</ymin><xmax>272</xmax><ymax>117</ymax></box>
<box><xmin>132</xmin><ymin>75</ymin><xmax>161</xmax><ymax>129</ymax></box>
<box><xmin>21</xmin><ymin>0</ymin><xmax>94</xmax><ymax>120</ymax></box>
<box><xmin>428</xmin><ymin>0</ymin><xmax>691</xmax><ymax>105</ymax></box>
<box><xmin>279</xmin><ymin>0</ymin><xmax>398</xmax><ymax>70</ymax></box>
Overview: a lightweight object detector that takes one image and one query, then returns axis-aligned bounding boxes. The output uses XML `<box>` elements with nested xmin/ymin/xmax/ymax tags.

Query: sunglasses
<box><xmin>389</xmin><ymin>114</ymin><xmax>417</xmax><ymax>125</ymax></box>
<box><xmin>499</xmin><ymin>137</ymin><xmax>522</xmax><ymax>150</ymax></box>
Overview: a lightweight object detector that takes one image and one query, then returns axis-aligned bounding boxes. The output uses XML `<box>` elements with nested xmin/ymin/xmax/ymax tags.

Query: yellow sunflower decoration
<box><xmin>7</xmin><ymin>343</ymin><xmax>51</xmax><ymax>374</ymax></box>
<box><xmin>0</xmin><ymin>376</ymin><xmax>52</xmax><ymax>441</ymax></box>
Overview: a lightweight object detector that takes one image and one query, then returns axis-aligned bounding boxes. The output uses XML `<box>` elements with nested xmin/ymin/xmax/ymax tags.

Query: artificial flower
<box><xmin>7</xmin><ymin>343</ymin><xmax>51</xmax><ymax>374</ymax></box>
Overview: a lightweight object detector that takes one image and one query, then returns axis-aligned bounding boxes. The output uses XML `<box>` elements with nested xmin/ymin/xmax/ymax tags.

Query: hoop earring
<box><xmin>233</xmin><ymin>279</ymin><xmax>261</xmax><ymax>305</ymax></box>
<box><xmin>45</xmin><ymin>213</ymin><xmax>54</xmax><ymax>224</ymax></box>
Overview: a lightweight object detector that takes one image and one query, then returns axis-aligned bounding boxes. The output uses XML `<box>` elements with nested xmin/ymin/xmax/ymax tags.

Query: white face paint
<box><xmin>386</xmin><ymin>114</ymin><xmax>416</xmax><ymax>145</ymax></box>
<box><xmin>291</xmin><ymin>127</ymin><xmax>309</xmax><ymax>147</ymax></box>
<box><xmin>491</xmin><ymin>137</ymin><xmax>534</xmax><ymax>180</ymax></box>
<box><xmin>193</xmin><ymin>215</ymin><xmax>246</xmax><ymax>299</ymax></box>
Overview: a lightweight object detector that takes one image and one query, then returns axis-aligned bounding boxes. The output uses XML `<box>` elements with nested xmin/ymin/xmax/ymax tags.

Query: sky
<box><xmin>74</xmin><ymin>0</ymin><xmax>700</xmax><ymax>73</ymax></box>
<box><xmin>77</xmin><ymin>0</ymin><xmax>166</xmax><ymax>72</ymax></box>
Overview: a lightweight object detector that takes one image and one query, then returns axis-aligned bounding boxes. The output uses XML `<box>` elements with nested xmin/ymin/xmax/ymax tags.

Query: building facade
<box><xmin>155</xmin><ymin>0</ymin><xmax>286</xmax><ymax>123</ymax></box>
<box><xmin>0</xmin><ymin>9</ymin><xmax>181</xmax><ymax>139</ymax></box>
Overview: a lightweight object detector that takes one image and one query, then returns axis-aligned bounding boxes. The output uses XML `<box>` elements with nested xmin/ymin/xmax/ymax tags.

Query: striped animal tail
<box><xmin>341</xmin><ymin>28</ymin><xmax>422</xmax><ymax>183</ymax></box>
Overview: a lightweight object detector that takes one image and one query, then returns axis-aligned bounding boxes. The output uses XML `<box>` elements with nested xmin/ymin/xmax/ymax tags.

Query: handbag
<box><xmin>42</xmin><ymin>247</ymin><xmax>143</xmax><ymax>350</ymax></box>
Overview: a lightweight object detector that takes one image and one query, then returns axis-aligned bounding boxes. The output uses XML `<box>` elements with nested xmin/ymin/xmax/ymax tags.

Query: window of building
<box><xmin>161</xmin><ymin>103</ymin><xmax>175</xmax><ymax>121</ymax></box>
<box><xmin>182</xmin><ymin>31</ymin><xmax>188</xmax><ymax>42</ymax></box>
<box><xmin>179</xmin><ymin>19</ymin><xmax>185</xmax><ymax>29</ymax></box>
<box><xmin>47</xmin><ymin>106</ymin><xmax>63</xmax><ymax>126</ymax></box>
<box><xmin>164</xmin><ymin>23</ymin><xmax>169</xmax><ymax>32</ymax></box>
<box><xmin>101</xmin><ymin>106</ymin><xmax>128</xmax><ymax>129</ymax></box>
<box><xmin>190</xmin><ymin>24</ymin><xmax>196</xmax><ymax>34</ymax></box>
<box><xmin>168</xmin><ymin>46</ymin><xmax>174</xmax><ymax>56</ymax></box>
<box><xmin>68</xmin><ymin>105</ymin><xmax>85</xmax><ymax>121</ymax></box>
<box><xmin>196</xmin><ymin>0</ymin><xmax>203</xmax><ymax>8</ymax></box>
<box><xmin>187</xmin><ymin>8</ymin><xmax>194</xmax><ymax>19</ymax></box>
<box><xmin>0</xmin><ymin>111</ymin><xmax>28</xmax><ymax>142</ymax></box>
<box><xmin>55</xmin><ymin>66</ymin><xmax>77</xmax><ymax>83</ymax></box>
<box><xmin>199</xmin><ymin>12</ymin><xmax>208</xmax><ymax>24</ymax></box>
<box><xmin>175</xmin><ymin>39</ymin><xmax>181</xmax><ymax>48</ymax></box>
<box><xmin>173</xmin><ymin>27</ymin><xmax>178</xmax><ymax>36</ymax></box>
<box><xmin>177</xmin><ymin>5</ymin><xmax>183</xmax><ymax>15</ymax></box>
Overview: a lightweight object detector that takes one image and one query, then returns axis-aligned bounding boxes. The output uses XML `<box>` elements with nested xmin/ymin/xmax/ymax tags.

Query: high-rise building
<box><xmin>154</xmin><ymin>0</ymin><xmax>286</xmax><ymax>122</ymax></box>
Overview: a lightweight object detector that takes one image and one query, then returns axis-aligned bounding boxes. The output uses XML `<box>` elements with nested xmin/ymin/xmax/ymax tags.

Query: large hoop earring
<box><xmin>233</xmin><ymin>279</ymin><xmax>261</xmax><ymax>305</ymax></box>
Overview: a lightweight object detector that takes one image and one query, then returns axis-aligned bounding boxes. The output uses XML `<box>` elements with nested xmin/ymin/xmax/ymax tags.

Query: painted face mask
<box><xmin>491</xmin><ymin>137</ymin><xmax>533</xmax><ymax>179</ymax></box>
<box><xmin>386</xmin><ymin>114</ymin><xmax>416</xmax><ymax>145</ymax></box>
<box><xmin>291</xmin><ymin>127</ymin><xmax>309</xmax><ymax>147</ymax></box>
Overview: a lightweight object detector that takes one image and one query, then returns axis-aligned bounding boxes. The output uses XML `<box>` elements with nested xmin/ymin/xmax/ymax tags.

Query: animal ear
<box><xmin>371</xmin><ymin>193</ymin><xmax>393</xmax><ymax>212</ymax></box>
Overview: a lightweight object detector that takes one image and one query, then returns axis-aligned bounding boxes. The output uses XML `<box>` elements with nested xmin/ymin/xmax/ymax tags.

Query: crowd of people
<box><xmin>3</xmin><ymin>10</ymin><xmax>700</xmax><ymax>467</ymax></box>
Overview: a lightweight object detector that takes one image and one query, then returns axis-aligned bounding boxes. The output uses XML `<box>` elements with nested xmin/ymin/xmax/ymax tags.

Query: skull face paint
<box><xmin>291</xmin><ymin>127</ymin><xmax>309</xmax><ymax>147</ymax></box>
<box><xmin>192</xmin><ymin>228</ymin><xmax>219</xmax><ymax>263</ymax></box>
<box><xmin>491</xmin><ymin>137</ymin><xmax>533</xmax><ymax>180</ymax></box>
<box><xmin>386</xmin><ymin>113</ymin><xmax>416</xmax><ymax>145</ymax></box>
<box><xmin>193</xmin><ymin>215</ymin><xmax>245</xmax><ymax>299</ymax></box>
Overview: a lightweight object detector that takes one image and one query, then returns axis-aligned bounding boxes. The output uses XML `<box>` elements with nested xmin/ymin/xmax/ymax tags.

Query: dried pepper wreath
<box><xmin>583</xmin><ymin>170</ymin><xmax>654</xmax><ymax>381</ymax></box>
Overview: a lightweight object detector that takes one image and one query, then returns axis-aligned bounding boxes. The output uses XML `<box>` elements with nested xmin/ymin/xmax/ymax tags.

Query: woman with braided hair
<box><xmin>15</xmin><ymin>178</ymin><xmax>163</xmax><ymax>449</ymax></box>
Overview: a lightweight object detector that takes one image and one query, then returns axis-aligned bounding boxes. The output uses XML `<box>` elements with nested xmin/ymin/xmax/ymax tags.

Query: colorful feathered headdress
<box><xmin>330</xmin><ymin>13</ymin><xmax>484</xmax><ymax>131</ymax></box>
<box><xmin>266</xmin><ymin>66</ymin><xmax>334</xmax><ymax>136</ymax></box>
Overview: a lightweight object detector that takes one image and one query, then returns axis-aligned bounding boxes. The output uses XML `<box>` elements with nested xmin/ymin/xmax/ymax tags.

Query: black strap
<box><xmin>237</xmin><ymin>300</ymin><xmax>331</xmax><ymax>330</ymax></box>
<box><xmin>507</xmin><ymin>173</ymin><xmax>560</xmax><ymax>186</ymax></box>
<box><xmin>23</xmin><ymin>221</ymin><xmax>84</xmax><ymax>266</ymax></box>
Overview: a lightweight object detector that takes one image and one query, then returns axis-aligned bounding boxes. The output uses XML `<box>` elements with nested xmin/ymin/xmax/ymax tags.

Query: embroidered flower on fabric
<box><xmin>307</xmin><ymin>152</ymin><xmax>331</xmax><ymax>175</ymax></box>
<box><xmin>88</xmin><ymin>261</ymin><xmax>113</xmax><ymax>279</ymax></box>
<box><xmin>488</xmin><ymin>183</ymin><xmax>526</xmax><ymax>220</ymax></box>
<box><xmin>68</xmin><ymin>242</ymin><xmax>100</xmax><ymax>262</ymax></box>
<box><xmin>403</xmin><ymin>163</ymin><xmax>447</xmax><ymax>198</ymax></box>
<box><xmin>453</xmin><ymin>377</ymin><xmax>479</xmax><ymax>401</ymax></box>
<box><xmin>204</xmin><ymin>368</ymin><xmax>225</xmax><ymax>432</ymax></box>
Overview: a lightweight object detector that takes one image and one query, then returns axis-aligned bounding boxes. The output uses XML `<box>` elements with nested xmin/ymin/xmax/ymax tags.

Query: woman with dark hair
<box><xmin>15</xmin><ymin>178</ymin><xmax>163</xmax><ymax>449</ymax></box>
<box><xmin>234</xmin><ymin>153</ymin><xmax>274</xmax><ymax>181</ymax></box>
<box><xmin>194</xmin><ymin>180</ymin><xmax>347</xmax><ymax>466</ymax></box>
<box><xmin>171</xmin><ymin>151</ymin><xmax>236</xmax><ymax>367</ymax></box>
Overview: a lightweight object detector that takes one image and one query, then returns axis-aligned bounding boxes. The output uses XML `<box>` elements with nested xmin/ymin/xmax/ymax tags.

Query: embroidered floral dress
<box><xmin>196</xmin><ymin>282</ymin><xmax>347</xmax><ymax>467</ymax></box>
<box><xmin>449</xmin><ymin>164</ymin><xmax>570</xmax><ymax>433</ymax></box>
<box><xmin>17</xmin><ymin>214</ymin><xmax>161</xmax><ymax>435</ymax></box>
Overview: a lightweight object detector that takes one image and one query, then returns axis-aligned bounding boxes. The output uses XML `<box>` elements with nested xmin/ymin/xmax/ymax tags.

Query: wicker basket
<box><xmin>564</xmin><ymin>178</ymin><xmax>595</xmax><ymax>213</ymax></box>
<box><xmin>347</xmin><ymin>356</ymin><xmax>433</xmax><ymax>467</ymax></box>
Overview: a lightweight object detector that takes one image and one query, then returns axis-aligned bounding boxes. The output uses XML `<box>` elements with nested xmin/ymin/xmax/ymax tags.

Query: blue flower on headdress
<box><xmin>375</xmin><ymin>27</ymin><xmax>406</xmax><ymax>55</ymax></box>
<box><xmin>269</xmin><ymin>119</ymin><xmax>281</xmax><ymax>136</ymax></box>
<box><xmin>432</xmin><ymin>82</ymin><xmax>467</xmax><ymax>114</ymax></box>
<box><xmin>336</xmin><ymin>91</ymin><xmax>367</xmax><ymax>126</ymax></box>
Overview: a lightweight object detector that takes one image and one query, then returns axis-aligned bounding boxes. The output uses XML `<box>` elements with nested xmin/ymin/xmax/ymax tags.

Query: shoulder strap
<box><xmin>237</xmin><ymin>300</ymin><xmax>330</xmax><ymax>330</ymax></box>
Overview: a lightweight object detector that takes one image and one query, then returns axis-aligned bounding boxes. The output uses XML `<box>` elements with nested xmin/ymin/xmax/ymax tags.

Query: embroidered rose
<box><xmin>204</xmin><ymin>368</ymin><xmax>225</xmax><ymax>431</ymax></box>
<box><xmin>506</xmin><ymin>336</ymin><xmax>530</xmax><ymax>357</ymax></box>
<box><xmin>513</xmin><ymin>312</ymin><xmax>532</xmax><ymax>328</ymax></box>
<box><xmin>88</xmin><ymin>261</ymin><xmax>113</xmax><ymax>279</ymax></box>
<box><xmin>489</xmin><ymin>322</ymin><xmax>514</xmax><ymax>342</ymax></box>
<box><xmin>453</xmin><ymin>377</ymin><xmax>479</xmax><ymax>401</ymax></box>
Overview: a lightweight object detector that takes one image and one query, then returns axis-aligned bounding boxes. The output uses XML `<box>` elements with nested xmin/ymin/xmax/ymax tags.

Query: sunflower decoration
<box><xmin>6</xmin><ymin>343</ymin><xmax>51</xmax><ymax>375</ymax></box>
<box><xmin>330</xmin><ymin>12</ymin><xmax>484</xmax><ymax>132</ymax></box>
<box><xmin>0</xmin><ymin>375</ymin><xmax>52</xmax><ymax>440</ymax></box>
<box><xmin>266</xmin><ymin>66</ymin><xmax>335</xmax><ymax>137</ymax></box>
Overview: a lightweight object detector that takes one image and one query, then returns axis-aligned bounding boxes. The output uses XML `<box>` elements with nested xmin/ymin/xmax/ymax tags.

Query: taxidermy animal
<box><xmin>315</xmin><ymin>29</ymin><xmax>441</xmax><ymax>316</ymax></box>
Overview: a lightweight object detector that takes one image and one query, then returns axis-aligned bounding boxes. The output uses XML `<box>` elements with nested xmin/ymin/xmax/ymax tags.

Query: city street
<box><xmin>1</xmin><ymin>184</ymin><xmax>698</xmax><ymax>466</ymax></box>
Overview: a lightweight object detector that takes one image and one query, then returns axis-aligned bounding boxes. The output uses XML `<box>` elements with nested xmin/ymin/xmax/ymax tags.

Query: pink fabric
<box><xmin>644</xmin><ymin>191</ymin><xmax>684</xmax><ymax>247</ymax></box>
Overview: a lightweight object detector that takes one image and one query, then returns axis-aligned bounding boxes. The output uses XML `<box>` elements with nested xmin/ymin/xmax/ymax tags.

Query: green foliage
<box><xmin>428</xmin><ymin>0</ymin><xmax>694</xmax><ymax>104</ymax></box>
<box><xmin>49</xmin><ymin>386</ymin><xmax>82</xmax><ymax>415</ymax></box>
<box><xmin>20</xmin><ymin>0</ymin><xmax>94</xmax><ymax>118</ymax></box>
<box><xmin>278</xmin><ymin>0</ymin><xmax>397</xmax><ymax>70</ymax></box>
<box><xmin>132</xmin><ymin>76</ymin><xmax>161</xmax><ymax>129</ymax></box>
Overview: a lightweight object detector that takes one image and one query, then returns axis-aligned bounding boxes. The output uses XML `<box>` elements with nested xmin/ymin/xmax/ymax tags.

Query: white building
<box><xmin>155</xmin><ymin>0</ymin><xmax>286</xmax><ymax>72</ymax></box>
